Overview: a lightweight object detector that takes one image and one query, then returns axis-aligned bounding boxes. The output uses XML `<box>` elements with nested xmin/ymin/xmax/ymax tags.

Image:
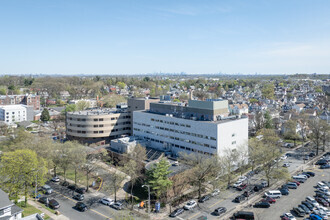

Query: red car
<box><xmin>237</xmin><ymin>184</ymin><xmax>248</xmax><ymax>191</ymax></box>
<box><xmin>291</xmin><ymin>180</ymin><xmax>300</xmax><ymax>186</ymax></box>
<box><xmin>261</xmin><ymin>197</ymin><xmax>276</xmax><ymax>204</ymax></box>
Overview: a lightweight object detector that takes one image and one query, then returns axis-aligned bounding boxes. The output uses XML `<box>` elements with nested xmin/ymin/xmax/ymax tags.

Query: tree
<box><xmin>58</xmin><ymin>142</ymin><xmax>75</xmax><ymax>182</ymax></box>
<box><xmin>64</xmin><ymin>104</ymin><xmax>76</xmax><ymax>113</ymax></box>
<box><xmin>116</xmin><ymin>82</ymin><xmax>126</xmax><ymax>90</ymax></box>
<box><xmin>220</xmin><ymin>148</ymin><xmax>239</xmax><ymax>188</ymax></box>
<box><xmin>180</xmin><ymin>153</ymin><xmax>219</xmax><ymax>199</ymax></box>
<box><xmin>320</xmin><ymin>120</ymin><xmax>330</xmax><ymax>152</ymax></box>
<box><xmin>309</xmin><ymin>118</ymin><xmax>322</xmax><ymax>155</ymax></box>
<box><xmin>147</xmin><ymin>158</ymin><xmax>172</xmax><ymax>201</ymax></box>
<box><xmin>193</xmin><ymin>90</ymin><xmax>209</xmax><ymax>100</ymax></box>
<box><xmin>103</xmin><ymin>168</ymin><xmax>126</xmax><ymax>202</ymax></box>
<box><xmin>284</xmin><ymin>120</ymin><xmax>300</xmax><ymax>146</ymax></box>
<box><xmin>261</xmin><ymin>83</ymin><xmax>274</xmax><ymax>99</ymax></box>
<box><xmin>102</xmin><ymin>94</ymin><xmax>126</xmax><ymax>108</ymax></box>
<box><xmin>249</xmin><ymin>138</ymin><xmax>264</xmax><ymax>171</ymax></box>
<box><xmin>121</xmin><ymin>144</ymin><xmax>146</xmax><ymax>209</ymax></box>
<box><xmin>254</xmin><ymin>111</ymin><xmax>264</xmax><ymax>132</ymax></box>
<box><xmin>40</xmin><ymin>108</ymin><xmax>50</xmax><ymax>122</ymax></box>
<box><xmin>70</xmin><ymin>143</ymin><xmax>87</xmax><ymax>188</ymax></box>
<box><xmin>0</xmin><ymin>149</ymin><xmax>47</xmax><ymax>206</ymax></box>
<box><xmin>76</xmin><ymin>100</ymin><xmax>91</xmax><ymax>111</ymax></box>
<box><xmin>264</xmin><ymin>111</ymin><xmax>273</xmax><ymax>129</ymax></box>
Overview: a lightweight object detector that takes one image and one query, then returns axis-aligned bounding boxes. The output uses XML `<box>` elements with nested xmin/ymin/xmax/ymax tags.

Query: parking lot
<box><xmin>248</xmin><ymin>167</ymin><xmax>329</xmax><ymax>220</ymax></box>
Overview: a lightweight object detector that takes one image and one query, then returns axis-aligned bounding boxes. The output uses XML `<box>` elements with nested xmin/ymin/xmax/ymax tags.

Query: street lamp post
<box><xmin>142</xmin><ymin>184</ymin><xmax>151</xmax><ymax>215</ymax></box>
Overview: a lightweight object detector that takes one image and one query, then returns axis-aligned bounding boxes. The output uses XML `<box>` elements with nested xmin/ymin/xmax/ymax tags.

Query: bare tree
<box><xmin>309</xmin><ymin>118</ymin><xmax>322</xmax><ymax>155</ymax></box>
<box><xmin>103</xmin><ymin>167</ymin><xmax>126</xmax><ymax>202</ymax></box>
<box><xmin>220</xmin><ymin>148</ymin><xmax>239</xmax><ymax>188</ymax></box>
<box><xmin>320</xmin><ymin>120</ymin><xmax>330</xmax><ymax>152</ymax></box>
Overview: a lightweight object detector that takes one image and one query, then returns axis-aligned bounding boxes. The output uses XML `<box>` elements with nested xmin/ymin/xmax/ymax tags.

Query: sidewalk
<box><xmin>27</xmin><ymin>199</ymin><xmax>70</xmax><ymax>220</ymax></box>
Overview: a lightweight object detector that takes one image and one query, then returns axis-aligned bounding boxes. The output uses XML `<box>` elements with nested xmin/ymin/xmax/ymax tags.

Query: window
<box><xmin>232</xmin><ymin>133</ymin><xmax>236</xmax><ymax>137</ymax></box>
<box><xmin>232</xmin><ymin>141</ymin><xmax>236</xmax><ymax>145</ymax></box>
<box><xmin>99</xmin><ymin>124</ymin><xmax>104</xmax><ymax>127</ymax></box>
<box><xmin>99</xmin><ymin>131</ymin><xmax>104</xmax><ymax>133</ymax></box>
<box><xmin>94</xmin><ymin>119</ymin><xmax>98</xmax><ymax>121</ymax></box>
<box><xmin>94</xmin><ymin>131</ymin><xmax>98</xmax><ymax>133</ymax></box>
<box><xmin>99</xmin><ymin>118</ymin><xmax>104</xmax><ymax>121</ymax></box>
<box><xmin>94</xmin><ymin>125</ymin><xmax>98</xmax><ymax>127</ymax></box>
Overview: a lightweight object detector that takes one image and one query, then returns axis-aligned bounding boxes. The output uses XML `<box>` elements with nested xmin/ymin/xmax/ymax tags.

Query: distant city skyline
<box><xmin>1</xmin><ymin>0</ymin><xmax>330</xmax><ymax>75</ymax></box>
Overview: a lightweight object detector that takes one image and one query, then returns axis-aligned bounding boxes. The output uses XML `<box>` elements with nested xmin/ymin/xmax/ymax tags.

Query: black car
<box><xmin>301</xmin><ymin>172</ymin><xmax>311</xmax><ymax>178</ymax></box>
<box><xmin>38</xmin><ymin>197</ymin><xmax>48</xmax><ymax>204</ymax></box>
<box><xmin>253</xmin><ymin>202</ymin><xmax>270</xmax><ymax>208</ymax></box>
<box><xmin>233</xmin><ymin>211</ymin><xmax>255</xmax><ymax>220</ymax></box>
<box><xmin>73</xmin><ymin>193</ymin><xmax>84</xmax><ymax>201</ymax></box>
<box><xmin>68</xmin><ymin>184</ymin><xmax>77</xmax><ymax>190</ymax></box>
<box><xmin>316</xmin><ymin>159</ymin><xmax>328</xmax><ymax>165</ymax></box>
<box><xmin>279</xmin><ymin>188</ymin><xmax>289</xmax><ymax>195</ymax></box>
<box><xmin>213</xmin><ymin>207</ymin><xmax>227</xmax><ymax>216</ymax></box>
<box><xmin>75</xmin><ymin>187</ymin><xmax>86</xmax><ymax>194</ymax></box>
<box><xmin>75</xmin><ymin>202</ymin><xmax>87</xmax><ymax>212</ymax></box>
<box><xmin>309</xmin><ymin>152</ymin><xmax>316</xmax><ymax>157</ymax></box>
<box><xmin>234</xmin><ymin>195</ymin><xmax>245</xmax><ymax>203</ymax></box>
<box><xmin>320</xmin><ymin>164</ymin><xmax>330</xmax><ymax>169</ymax></box>
<box><xmin>305</xmin><ymin>171</ymin><xmax>315</xmax><ymax>177</ymax></box>
<box><xmin>253</xmin><ymin>184</ymin><xmax>263</xmax><ymax>192</ymax></box>
<box><xmin>315</xmin><ymin>192</ymin><xmax>330</xmax><ymax>202</ymax></box>
<box><xmin>301</xmin><ymin>201</ymin><xmax>313</xmax><ymax>211</ymax></box>
<box><xmin>110</xmin><ymin>202</ymin><xmax>123</xmax><ymax>210</ymax></box>
<box><xmin>198</xmin><ymin>195</ymin><xmax>210</xmax><ymax>203</ymax></box>
<box><xmin>169</xmin><ymin>208</ymin><xmax>184</xmax><ymax>217</ymax></box>
<box><xmin>48</xmin><ymin>199</ymin><xmax>60</xmax><ymax>209</ymax></box>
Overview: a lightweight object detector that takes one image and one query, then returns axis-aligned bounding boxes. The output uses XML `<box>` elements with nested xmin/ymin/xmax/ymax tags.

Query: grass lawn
<box><xmin>57</xmin><ymin>168</ymin><xmax>97</xmax><ymax>187</ymax></box>
<box><xmin>17</xmin><ymin>202</ymin><xmax>50</xmax><ymax>219</ymax></box>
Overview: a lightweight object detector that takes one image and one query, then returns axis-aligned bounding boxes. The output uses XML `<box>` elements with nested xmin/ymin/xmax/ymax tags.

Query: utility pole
<box><xmin>142</xmin><ymin>184</ymin><xmax>151</xmax><ymax>215</ymax></box>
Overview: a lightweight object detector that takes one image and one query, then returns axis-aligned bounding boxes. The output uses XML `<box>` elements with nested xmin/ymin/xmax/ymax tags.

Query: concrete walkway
<box><xmin>27</xmin><ymin>199</ymin><xmax>70</xmax><ymax>220</ymax></box>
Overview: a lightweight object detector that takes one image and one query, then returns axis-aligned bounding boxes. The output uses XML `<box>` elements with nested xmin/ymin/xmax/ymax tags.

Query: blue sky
<box><xmin>1</xmin><ymin>0</ymin><xmax>330</xmax><ymax>75</ymax></box>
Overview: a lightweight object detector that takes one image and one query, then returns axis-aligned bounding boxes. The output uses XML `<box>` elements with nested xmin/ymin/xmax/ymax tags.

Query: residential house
<box><xmin>0</xmin><ymin>189</ymin><xmax>23</xmax><ymax>220</ymax></box>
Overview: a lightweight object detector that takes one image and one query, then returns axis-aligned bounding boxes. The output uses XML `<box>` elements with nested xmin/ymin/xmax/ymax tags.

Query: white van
<box><xmin>292</xmin><ymin>176</ymin><xmax>306</xmax><ymax>183</ymax></box>
<box><xmin>264</xmin><ymin>190</ymin><xmax>282</xmax><ymax>199</ymax></box>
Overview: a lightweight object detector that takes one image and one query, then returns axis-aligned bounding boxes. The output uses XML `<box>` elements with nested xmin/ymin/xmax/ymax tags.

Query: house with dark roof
<box><xmin>0</xmin><ymin>189</ymin><xmax>23</xmax><ymax>220</ymax></box>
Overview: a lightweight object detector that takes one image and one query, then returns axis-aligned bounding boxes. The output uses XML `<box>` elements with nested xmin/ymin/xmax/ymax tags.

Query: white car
<box><xmin>238</xmin><ymin>176</ymin><xmax>247</xmax><ymax>182</ymax></box>
<box><xmin>211</xmin><ymin>189</ymin><xmax>220</xmax><ymax>196</ymax></box>
<box><xmin>317</xmin><ymin>182</ymin><xmax>330</xmax><ymax>190</ymax></box>
<box><xmin>51</xmin><ymin>176</ymin><xmax>60</xmax><ymax>182</ymax></box>
<box><xmin>306</xmin><ymin>196</ymin><xmax>320</xmax><ymax>207</ymax></box>
<box><xmin>280</xmin><ymin>155</ymin><xmax>288</xmax><ymax>160</ymax></box>
<box><xmin>282</xmin><ymin>213</ymin><xmax>296</xmax><ymax>220</ymax></box>
<box><xmin>100</xmin><ymin>197</ymin><xmax>114</xmax><ymax>206</ymax></box>
<box><xmin>233</xmin><ymin>181</ymin><xmax>243</xmax><ymax>188</ymax></box>
<box><xmin>283</xmin><ymin>163</ymin><xmax>290</xmax><ymax>167</ymax></box>
<box><xmin>183</xmin><ymin>200</ymin><xmax>197</xmax><ymax>210</ymax></box>
<box><xmin>318</xmin><ymin>207</ymin><xmax>330</xmax><ymax>216</ymax></box>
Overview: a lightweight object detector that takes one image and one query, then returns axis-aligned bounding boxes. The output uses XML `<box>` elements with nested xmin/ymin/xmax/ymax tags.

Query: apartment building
<box><xmin>66</xmin><ymin>108</ymin><xmax>131</xmax><ymax>145</ymax></box>
<box><xmin>133</xmin><ymin>99</ymin><xmax>248</xmax><ymax>157</ymax></box>
<box><xmin>0</xmin><ymin>94</ymin><xmax>40</xmax><ymax>110</ymax></box>
<box><xmin>0</xmin><ymin>105</ymin><xmax>29</xmax><ymax>125</ymax></box>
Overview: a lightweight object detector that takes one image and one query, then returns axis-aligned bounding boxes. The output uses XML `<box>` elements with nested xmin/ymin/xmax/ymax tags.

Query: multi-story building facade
<box><xmin>0</xmin><ymin>94</ymin><xmax>40</xmax><ymax>110</ymax></box>
<box><xmin>66</xmin><ymin>108</ymin><xmax>131</xmax><ymax>145</ymax></box>
<box><xmin>133</xmin><ymin>99</ymin><xmax>248</xmax><ymax>157</ymax></box>
<box><xmin>0</xmin><ymin>105</ymin><xmax>28</xmax><ymax>125</ymax></box>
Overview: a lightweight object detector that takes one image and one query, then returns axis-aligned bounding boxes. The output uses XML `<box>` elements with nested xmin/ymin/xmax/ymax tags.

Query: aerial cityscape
<box><xmin>0</xmin><ymin>1</ymin><xmax>329</xmax><ymax>220</ymax></box>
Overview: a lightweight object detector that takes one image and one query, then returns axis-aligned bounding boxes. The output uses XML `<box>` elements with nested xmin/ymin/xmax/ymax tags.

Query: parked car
<box><xmin>51</xmin><ymin>176</ymin><xmax>60</xmax><ymax>182</ymax></box>
<box><xmin>291</xmin><ymin>180</ymin><xmax>301</xmax><ymax>186</ymax></box>
<box><xmin>61</xmin><ymin>181</ymin><xmax>70</xmax><ymax>187</ymax></box>
<box><xmin>38</xmin><ymin>197</ymin><xmax>48</xmax><ymax>205</ymax></box>
<box><xmin>309</xmin><ymin>152</ymin><xmax>316</xmax><ymax>157</ymax></box>
<box><xmin>280</xmin><ymin>155</ymin><xmax>288</xmax><ymax>160</ymax></box>
<box><xmin>316</xmin><ymin>188</ymin><xmax>330</xmax><ymax>196</ymax></box>
<box><xmin>309</xmin><ymin>214</ymin><xmax>323</xmax><ymax>220</ymax></box>
<box><xmin>301</xmin><ymin>201</ymin><xmax>314</xmax><ymax>211</ymax></box>
<box><xmin>73</xmin><ymin>193</ymin><xmax>84</xmax><ymax>201</ymax></box>
<box><xmin>75</xmin><ymin>202</ymin><xmax>87</xmax><ymax>212</ymax></box>
<box><xmin>283</xmin><ymin>163</ymin><xmax>290</xmax><ymax>167</ymax></box>
<box><xmin>279</xmin><ymin>188</ymin><xmax>289</xmax><ymax>195</ymax></box>
<box><xmin>298</xmin><ymin>204</ymin><xmax>311</xmax><ymax>214</ymax></box>
<box><xmin>213</xmin><ymin>207</ymin><xmax>227</xmax><ymax>216</ymax></box>
<box><xmin>238</xmin><ymin>176</ymin><xmax>247</xmax><ymax>182</ymax></box>
<box><xmin>232</xmin><ymin>211</ymin><xmax>254</xmax><ymax>220</ymax></box>
<box><xmin>305</xmin><ymin>171</ymin><xmax>315</xmax><ymax>177</ymax></box>
<box><xmin>48</xmin><ymin>199</ymin><xmax>60</xmax><ymax>209</ymax></box>
<box><xmin>110</xmin><ymin>202</ymin><xmax>123</xmax><ymax>210</ymax></box>
<box><xmin>320</xmin><ymin>164</ymin><xmax>330</xmax><ymax>169</ymax></box>
<box><xmin>169</xmin><ymin>208</ymin><xmax>184</xmax><ymax>217</ymax></box>
<box><xmin>261</xmin><ymin>197</ymin><xmax>276</xmax><ymax>204</ymax></box>
<box><xmin>313</xmin><ymin>209</ymin><xmax>328</xmax><ymax>219</ymax></box>
<box><xmin>281</xmin><ymin>212</ymin><xmax>296</xmax><ymax>220</ymax></box>
<box><xmin>301</xmin><ymin>172</ymin><xmax>311</xmax><ymax>178</ymax></box>
<box><xmin>306</xmin><ymin>196</ymin><xmax>319</xmax><ymax>207</ymax></box>
<box><xmin>243</xmin><ymin>190</ymin><xmax>253</xmax><ymax>197</ymax></box>
<box><xmin>292</xmin><ymin>207</ymin><xmax>305</xmax><ymax>217</ymax></box>
<box><xmin>285</xmin><ymin>182</ymin><xmax>298</xmax><ymax>189</ymax></box>
<box><xmin>100</xmin><ymin>197</ymin><xmax>114</xmax><ymax>206</ymax></box>
<box><xmin>198</xmin><ymin>195</ymin><xmax>210</xmax><ymax>203</ymax></box>
<box><xmin>237</xmin><ymin>183</ymin><xmax>248</xmax><ymax>191</ymax></box>
<box><xmin>316</xmin><ymin>159</ymin><xmax>328</xmax><ymax>165</ymax></box>
<box><xmin>315</xmin><ymin>192</ymin><xmax>330</xmax><ymax>202</ymax></box>
<box><xmin>233</xmin><ymin>181</ymin><xmax>243</xmax><ymax>188</ymax></box>
<box><xmin>315</xmin><ymin>197</ymin><xmax>329</xmax><ymax>207</ymax></box>
<box><xmin>75</xmin><ymin>187</ymin><xmax>86</xmax><ymax>194</ymax></box>
<box><xmin>41</xmin><ymin>185</ymin><xmax>53</xmax><ymax>194</ymax></box>
<box><xmin>68</xmin><ymin>185</ymin><xmax>77</xmax><ymax>191</ymax></box>
<box><xmin>254</xmin><ymin>184</ymin><xmax>263</xmax><ymax>192</ymax></box>
<box><xmin>234</xmin><ymin>195</ymin><xmax>246</xmax><ymax>203</ymax></box>
<box><xmin>211</xmin><ymin>189</ymin><xmax>220</xmax><ymax>196</ymax></box>
<box><xmin>254</xmin><ymin>202</ymin><xmax>270</xmax><ymax>208</ymax></box>
<box><xmin>183</xmin><ymin>200</ymin><xmax>197</xmax><ymax>210</ymax></box>
<box><xmin>317</xmin><ymin>182</ymin><xmax>329</xmax><ymax>190</ymax></box>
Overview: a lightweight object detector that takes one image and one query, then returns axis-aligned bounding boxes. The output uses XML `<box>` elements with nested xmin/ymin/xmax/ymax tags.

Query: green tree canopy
<box><xmin>40</xmin><ymin>108</ymin><xmax>50</xmax><ymax>122</ymax></box>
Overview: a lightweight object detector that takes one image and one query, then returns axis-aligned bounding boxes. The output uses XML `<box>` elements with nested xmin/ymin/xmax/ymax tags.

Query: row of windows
<box><xmin>68</xmin><ymin>127</ymin><xmax>131</xmax><ymax>134</ymax></box>
<box><xmin>134</xmin><ymin>122</ymin><xmax>217</xmax><ymax>141</ymax></box>
<box><xmin>133</xmin><ymin>128</ymin><xmax>217</xmax><ymax>149</ymax></box>
<box><xmin>151</xmin><ymin>118</ymin><xmax>191</xmax><ymax>128</ymax></box>
<box><xmin>69</xmin><ymin>121</ymin><xmax>130</xmax><ymax>128</ymax></box>
<box><xmin>143</xmin><ymin>136</ymin><xmax>215</xmax><ymax>156</ymax></box>
<box><xmin>68</xmin><ymin>116</ymin><xmax>130</xmax><ymax>121</ymax></box>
